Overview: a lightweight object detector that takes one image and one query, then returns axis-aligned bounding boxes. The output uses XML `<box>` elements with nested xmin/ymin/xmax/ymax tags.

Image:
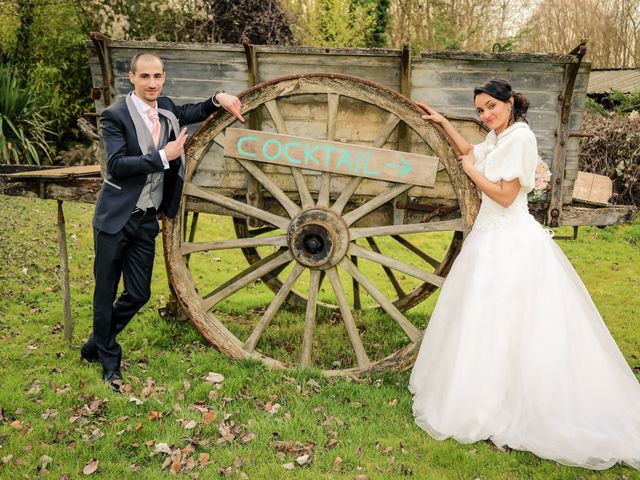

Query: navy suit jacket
<box><xmin>94</xmin><ymin>95</ymin><xmax>218</xmax><ymax>234</ymax></box>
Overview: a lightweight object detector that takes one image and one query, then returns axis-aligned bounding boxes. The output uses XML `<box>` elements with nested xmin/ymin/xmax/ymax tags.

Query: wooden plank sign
<box><xmin>572</xmin><ymin>171</ymin><xmax>612</xmax><ymax>206</ymax></box>
<box><xmin>225</xmin><ymin>128</ymin><xmax>439</xmax><ymax>187</ymax></box>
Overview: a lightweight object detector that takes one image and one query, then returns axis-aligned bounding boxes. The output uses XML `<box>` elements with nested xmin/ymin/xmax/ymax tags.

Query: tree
<box><xmin>209</xmin><ymin>0</ymin><xmax>294</xmax><ymax>44</ymax></box>
<box><xmin>1</xmin><ymin>0</ymin><xmax>92</xmax><ymax>151</ymax></box>
<box><xmin>386</xmin><ymin>0</ymin><xmax>531</xmax><ymax>52</ymax></box>
<box><xmin>281</xmin><ymin>0</ymin><xmax>379</xmax><ymax>48</ymax></box>
<box><xmin>79</xmin><ymin>0</ymin><xmax>294</xmax><ymax>44</ymax></box>
<box><xmin>517</xmin><ymin>0</ymin><xmax>639</xmax><ymax>68</ymax></box>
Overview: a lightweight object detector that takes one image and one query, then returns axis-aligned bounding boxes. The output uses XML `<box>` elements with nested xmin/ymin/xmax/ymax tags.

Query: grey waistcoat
<box><xmin>125</xmin><ymin>94</ymin><xmax>181</xmax><ymax>211</ymax></box>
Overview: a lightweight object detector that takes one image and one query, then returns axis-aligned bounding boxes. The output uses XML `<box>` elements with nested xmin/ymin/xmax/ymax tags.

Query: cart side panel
<box><xmin>88</xmin><ymin>41</ymin><xmax>589</xmax><ymax>206</ymax></box>
<box><xmin>255</xmin><ymin>51</ymin><xmax>401</xmax><ymax>92</ymax></box>
<box><xmin>412</xmin><ymin>58</ymin><xmax>566</xmax><ymax>180</ymax></box>
<box><xmin>564</xmin><ymin>63</ymin><xmax>591</xmax><ymax>203</ymax></box>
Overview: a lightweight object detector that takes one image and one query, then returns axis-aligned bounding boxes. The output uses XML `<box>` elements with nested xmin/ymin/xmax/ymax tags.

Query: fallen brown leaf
<box><xmin>9</xmin><ymin>420</ymin><xmax>23</xmax><ymax>429</ymax></box>
<box><xmin>82</xmin><ymin>459</ymin><xmax>98</xmax><ymax>475</ymax></box>
<box><xmin>202</xmin><ymin>410</ymin><xmax>217</xmax><ymax>424</ymax></box>
<box><xmin>161</xmin><ymin>456</ymin><xmax>172</xmax><ymax>470</ymax></box>
<box><xmin>153</xmin><ymin>443</ymin><xmax>173</xmax><ymax>455</ymax></box>
<box><xmin>202</xmin><ymin>372</ymin><xmax>225</xmax><ymax>384</ymax></box>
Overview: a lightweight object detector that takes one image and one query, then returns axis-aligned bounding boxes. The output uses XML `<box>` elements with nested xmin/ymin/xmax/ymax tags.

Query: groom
<box><xmin>82</xmin><ymin>52</ymin><xmax>244</xmax><ymax>391</ymax></box>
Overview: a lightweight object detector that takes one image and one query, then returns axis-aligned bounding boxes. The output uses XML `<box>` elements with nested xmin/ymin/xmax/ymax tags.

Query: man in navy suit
<box><xmin>82</xmin><ymin>52</ymin><xmax>244</xmax><ymax>391</ymax></box>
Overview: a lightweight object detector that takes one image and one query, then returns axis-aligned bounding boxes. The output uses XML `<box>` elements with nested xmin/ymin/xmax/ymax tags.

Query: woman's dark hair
<box><xmin>473</xmin><ymin>78</ymin><xmax>529</xmax><ymax>124</ymax></box>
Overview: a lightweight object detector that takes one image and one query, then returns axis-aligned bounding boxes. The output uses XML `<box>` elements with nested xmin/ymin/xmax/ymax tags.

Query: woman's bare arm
<box><xmin>416</xmin><ymin>102</ymin><xmax>472</xmax><ymax>155</ymax></box>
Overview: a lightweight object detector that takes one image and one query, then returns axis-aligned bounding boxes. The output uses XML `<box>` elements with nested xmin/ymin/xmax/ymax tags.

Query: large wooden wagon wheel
<box><xmin>163</xmin><ymin>74</ymin><xmax>480</xmax><ymax>376</ymax></box>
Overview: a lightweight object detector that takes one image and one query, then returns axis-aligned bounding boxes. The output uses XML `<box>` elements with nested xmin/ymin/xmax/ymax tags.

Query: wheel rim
<box><xmin>163</xmin><ymin>74</ymin><xmax>479</xmax><ymax>376</ymax></box>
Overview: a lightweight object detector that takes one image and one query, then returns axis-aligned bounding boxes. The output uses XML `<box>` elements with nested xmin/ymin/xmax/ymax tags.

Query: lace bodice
<box><xmin>473</xmin><ymin>190</ymin><xmax>534</xmax><ymax>230</ymax></box>
<box><xmin>471</xmin><ymin>122</ymin><xmax>539</xmax><ymax>231</ymax></box>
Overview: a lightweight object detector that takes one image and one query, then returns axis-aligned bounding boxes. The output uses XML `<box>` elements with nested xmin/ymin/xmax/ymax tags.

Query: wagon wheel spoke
<box><xmin>181</xmin><ymin>234</ymin><xmax>287</xmax><ymax>255</ymax></box>
<box><xmin>351</xmin><ymin>255</ymin><xmax>361</xmax><ymax>310</ymax></box>
<box><xmin>327</xmin><ymin>93</ymin><xmax>339</xmax><ymax>141</ymax></box>
<box><xmin>244</xmin><ymin>225</ymin><xmax>279</xmax><ymax>237</ymax></box>
<box><xmin>349</xmin><ymin>244</ymin><xmax>445</xmax><ymax>288</ymax></box>
<box><xmin>330</xmin><ymin>113</ymin><xmax>400</xmax><ymax>215</ymax></box>
<box><xmin>203</xmin><ymin>248</ymin><xmax>289</xmax><ymax>300</ymax></box>
<box><xmin>300</xmin><ymin>269</ymin><xmax>322</xmax><ymax>367</ymax></box>
<box><xmin>183</xmin><ymin>211</ymin><xmax>200</xmax><ymax>267</ymax></box>
<box><xmin>342</xmin><ymin>183</ymin><xmax>413</xmax><ymax>227</ymax></box>
<box><xmin>236</xmin><ymin>158</ymin><xmax>300</xmax><ymax>218</ymax></box>
<box><xmin>331</xmin><ymin>176</ymin><xmax>362</xmax><ymax>215</ymax></box>
<box><xmin>201</xmin><ymin>249</ymin><xmax>293</xmax><ymax>311</ymax></box>
<box><xmin>213</xmin><ymin>132</ymin><xmax>225</xmax><ymax>148</ymax></box>
<box><xmin>374</xmin><ymin>113</ymin><xmax>402</xmax><ymax>149</ymax></box>
<box><xmin>317</xmin><ymin>174</ymin><xmax>331</xmax><ymax>208</ymax></box>
<box><xmin>365</xmin><ymin>237</ymin><xmax>405</xmax><ymax>297</ymax></box>
<box><xmin>244</xmin><ymin>263</ymin><xmax>306</xmax><ymax>352</ymax></box>
<box><xmin>338</xmin><ymin>257</ymin><xmax>421</xmax><ymax>342</ymax></box>
<box><xmin>265</xmin><ymin>99</ymin><xmax>314</xmax><ymax>209</ymax></box>
<box><xmin>316</xmin><ymin>94</ymin><xmax>340</xmax><ymax>208</ymax></box>
<box><xmin>184</xmin><ymin>182</ymin><xmax>290</xmax><ymax>230</ymax></box>
<box><xmin>325</xmin><ymin>267</ymin><xmax>371</xmax><ymax>369</ymax></box>
<box><xmin>350</xmin><ymin>218</ymin><xmax>464</xmax><ymax>240</ymax></box>
<box><xmin>392</xmin><ymin>234</ymin><xmax>441</xmax><ymax>269</ymax></box>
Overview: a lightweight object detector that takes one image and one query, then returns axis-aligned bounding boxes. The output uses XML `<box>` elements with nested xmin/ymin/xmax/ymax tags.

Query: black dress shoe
<box><xmin>102</xmin><ymin>369</ymin><xmax>123</xmax><ymax>392</ymax></box>
<box><xmin>80</xmin><ymin>342</ymin><xmax>98</xmax><ymax>363</ymax></box>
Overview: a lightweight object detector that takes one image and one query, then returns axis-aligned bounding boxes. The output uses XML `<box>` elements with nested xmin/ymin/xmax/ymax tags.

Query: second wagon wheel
<box><xmin>163</xmin><ymin>74</ymin><xmax>480</xmax><ymax>376</ymax></box>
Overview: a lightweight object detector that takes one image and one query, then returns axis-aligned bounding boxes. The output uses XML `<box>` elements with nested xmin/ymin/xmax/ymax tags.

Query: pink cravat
<box><xmin>146</xmin><ymin>108</ymin><xmax>161</xmax><ymax>147</ymax></box>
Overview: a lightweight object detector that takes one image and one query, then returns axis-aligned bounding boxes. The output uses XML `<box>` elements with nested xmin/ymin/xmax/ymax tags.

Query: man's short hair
<box><xmin>130</xmin><ymin>52</ymin><xmax>164</xmax><ymax>74</ymax></box>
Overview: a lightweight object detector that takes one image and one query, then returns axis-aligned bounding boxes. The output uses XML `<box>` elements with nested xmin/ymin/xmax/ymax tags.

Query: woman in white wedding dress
<box><xmin>408</xmin><ymin>78</ymin><xmax>640</xmax><ymax>470</ymax></box>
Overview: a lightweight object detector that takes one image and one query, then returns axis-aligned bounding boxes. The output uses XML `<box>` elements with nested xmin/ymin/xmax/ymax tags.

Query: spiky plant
<box><xmin>0</xmin><ymin>66</ymin><xmax>54</xmax><ymax>165</ymax></box>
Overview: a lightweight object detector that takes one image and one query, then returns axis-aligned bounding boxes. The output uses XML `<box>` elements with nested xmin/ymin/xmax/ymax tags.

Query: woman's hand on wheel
<box><xmin>460</xmin><ymin>147</ymin><xmax>475</xmax><ymax>175</ymax></box>
<box><xmin>416</xmin><ymin>102</ymin><xmax>446</xmax><ymax>125</ymax></box>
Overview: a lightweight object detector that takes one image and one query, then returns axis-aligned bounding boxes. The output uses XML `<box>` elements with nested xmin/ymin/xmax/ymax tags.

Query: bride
<box><xmin>409</xmin><ymin>78</ymin><xmax>640</xmax><ymax>470</ymax></box>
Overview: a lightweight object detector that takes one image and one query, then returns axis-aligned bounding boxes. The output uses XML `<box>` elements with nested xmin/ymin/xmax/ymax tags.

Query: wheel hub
<box><xmin>288</xmin><ymin>208</ymin><xmax>349</xmax><ymax>269</ymax></box>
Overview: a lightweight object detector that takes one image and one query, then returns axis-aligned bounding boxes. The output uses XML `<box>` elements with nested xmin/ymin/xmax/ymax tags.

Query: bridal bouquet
<box><xmin>529</xmin><ymin>159</ymin><xmax>552</xmax><ymax>203</ymax></box>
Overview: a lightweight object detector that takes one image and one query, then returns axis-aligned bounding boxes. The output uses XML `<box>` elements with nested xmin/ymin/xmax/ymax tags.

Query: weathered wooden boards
<box><xmin>87</xmin><ymin>41</ymin><xmax>590</xmax><ymax>204</ymax></box>
<box><xmin>0</xmin><ymin>166</ymin><xmax>101</xmax><ymax>204</ymax></box>
<box><xmin>6</xmin><ymin>165</ymin><xmax>101</xmax><ymax>179</ymax></box>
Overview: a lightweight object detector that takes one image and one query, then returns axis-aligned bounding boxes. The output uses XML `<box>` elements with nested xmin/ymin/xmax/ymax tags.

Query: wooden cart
<box><xmin>2</xmin><ymin>37</ymin><xmax>636</xmax><ymax>377</ymax></box>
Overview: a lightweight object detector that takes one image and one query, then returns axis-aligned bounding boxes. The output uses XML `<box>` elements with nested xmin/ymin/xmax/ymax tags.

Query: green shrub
<box><xmin>0</xmin><ymin>65</ymin><xmax>54</xmax><ymax>165</ymax></box>
<box><xmin>585</xmin><ymin>97</ymin><xmax>608</xmax><ymax>115</ymax></box>
<box><xmin>579</xmin><ymin>110</ymin><xmax>640</xmax><ymax>207</ymax></box>
<box><xmin>1</xmin><ymin>0</ymin><xmax>92</xmax><ymax>155</ymax></box>
<box><xmin>607</xmin><ymin>89</ymin><xmax>640</xmax><ymax>113</ymax></box>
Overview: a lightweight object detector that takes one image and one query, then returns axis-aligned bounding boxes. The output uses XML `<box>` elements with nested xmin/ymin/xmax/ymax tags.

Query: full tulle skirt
<box><xmin>409</xmin><ymin>214</ymin><xmax>640</xmax><ymax>470</ymax></box>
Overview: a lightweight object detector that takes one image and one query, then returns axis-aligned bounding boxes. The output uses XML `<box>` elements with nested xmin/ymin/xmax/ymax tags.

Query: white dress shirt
<box><xmin>131</xmin><ymin>93</ymin><xmax>169</xmax><ymax>169</ymax></box>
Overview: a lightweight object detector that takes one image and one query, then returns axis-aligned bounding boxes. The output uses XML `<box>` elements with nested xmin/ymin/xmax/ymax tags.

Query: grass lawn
<box><xmin>0</xmin><ymin>195</ymin><xmax>638</xmax><ymax>479</ymax></box>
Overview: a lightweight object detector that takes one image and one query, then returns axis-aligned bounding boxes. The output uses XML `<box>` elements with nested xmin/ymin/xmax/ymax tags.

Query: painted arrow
<box><xmin>385</xmin><ymin>156</ymin><xmax>413</xmax><ymax>177</ymax></box>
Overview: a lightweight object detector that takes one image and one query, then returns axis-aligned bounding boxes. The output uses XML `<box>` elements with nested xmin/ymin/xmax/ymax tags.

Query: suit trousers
<box><xmin>91</xmin><ymin>211</ymin><xmax>160</xmax><ymax>370</ymax></box>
